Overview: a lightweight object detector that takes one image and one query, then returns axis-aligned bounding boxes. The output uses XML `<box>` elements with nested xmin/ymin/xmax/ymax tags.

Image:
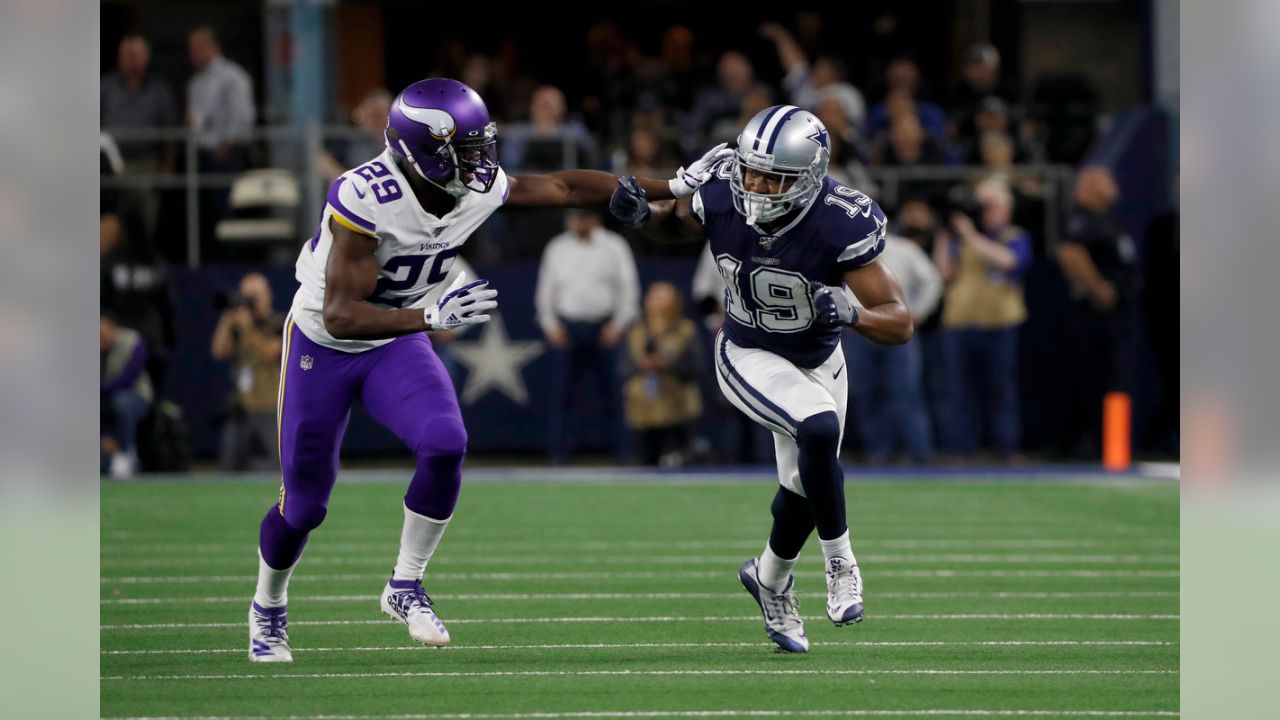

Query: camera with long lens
<box><xmin>944</xmin><ymin>184</ymin><xmax>983</xmax><ymax>227</ymax></box>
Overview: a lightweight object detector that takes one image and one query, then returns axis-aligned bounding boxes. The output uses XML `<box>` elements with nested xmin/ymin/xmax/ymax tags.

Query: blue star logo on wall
<box><xmin>808</xmin><ymin>126</ymin><xmax>829</xmax><ymax>149</ymax></box>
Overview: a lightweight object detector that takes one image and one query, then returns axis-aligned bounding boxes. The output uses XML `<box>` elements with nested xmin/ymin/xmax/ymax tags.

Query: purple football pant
<box><xmin>259</xmin><ymin>317</ymin><xmax>466</xmax><ymax>571</ymax></box>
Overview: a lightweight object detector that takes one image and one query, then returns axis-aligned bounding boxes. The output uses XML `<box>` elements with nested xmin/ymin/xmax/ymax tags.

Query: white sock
<box><xmin>757</xmin><ymin>542</ymin><xmax>798</xmax><ymax>591</ymax></box>
<box><xmin>253</xmin><ymin>550</ymin><xmax>295</xmax><ymax>608</ymax></box>
<box><xmin>818</xmin><ymin>530</ymin><xmax>856</xmax><ymax>566</ymax></box>
<box><xmin>392</xmin><ymin>505</ymin><xmax>451</xmax><ymax>582</ymax></box>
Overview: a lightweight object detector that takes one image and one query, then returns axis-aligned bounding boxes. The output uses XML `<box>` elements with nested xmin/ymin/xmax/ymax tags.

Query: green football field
<box><xmin>101</xmin><ymin>473</ymin><xmax>1179</xmax><ymax>719</ymax></box>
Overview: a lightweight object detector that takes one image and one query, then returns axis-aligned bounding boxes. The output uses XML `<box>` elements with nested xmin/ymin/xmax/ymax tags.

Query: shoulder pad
<box><xmin>327</xmin><ymin>171</ymin><xmax>378</xmax><ymax>237</ymax></box>
<box><xmin>821</xmin><ymin>185</ymin><xmax>887</xmax><ymax>268</ymax></box>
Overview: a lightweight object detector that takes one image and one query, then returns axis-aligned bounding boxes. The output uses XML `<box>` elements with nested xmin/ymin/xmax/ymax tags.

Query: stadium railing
<box><xmin>100</xmin><ymin>125</ymin><xmax>1077</xmax><ymax>267</ymax></box>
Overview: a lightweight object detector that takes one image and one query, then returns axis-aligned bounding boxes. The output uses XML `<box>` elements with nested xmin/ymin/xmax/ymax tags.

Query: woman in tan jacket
<box><xmin>621</xmin><ymin>282</ymin><xmax>704</xmax><ymax>466</ymax></box>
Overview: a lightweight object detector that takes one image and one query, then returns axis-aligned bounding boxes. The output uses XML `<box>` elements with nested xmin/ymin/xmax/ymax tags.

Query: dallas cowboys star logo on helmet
<box><xmin>808</xmin><ymin>126</ymin><xmax>830</xmax><ymax>149</ymax></box>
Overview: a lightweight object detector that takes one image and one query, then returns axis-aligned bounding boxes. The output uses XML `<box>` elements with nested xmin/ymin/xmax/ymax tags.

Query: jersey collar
<box><xmin>384</xmin><ymin>149</ymin><xmax>472</xmax><ymax>224</ymax></box>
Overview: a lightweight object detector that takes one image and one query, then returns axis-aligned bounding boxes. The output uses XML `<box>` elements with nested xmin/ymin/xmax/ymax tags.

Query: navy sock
<box><xmin>794</xmin><ymin>411</ymin><xmax>848</xmax><ymax>540</ymax></box>
<box><xmin>768</xmin><ymin>487</ymin><xmax>815</xmax><ymax>559</ymax></box>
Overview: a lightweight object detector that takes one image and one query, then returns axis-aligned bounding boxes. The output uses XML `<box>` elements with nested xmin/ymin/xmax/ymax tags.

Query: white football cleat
<box><xmin>248</xmin><ymin>601</ymin><xmax>293</xmax><ymax>662</ymax></box>
<box><xmin>109</xmin><ymin>452</ymin><xmax>136</xmax><ymax>479</ymax></box>
<box><xmin>381</xmin><ymin>578</ymin><xmax>451</xmax><ymax>646</ymax></box>
<box><xmin>825</xmin><ymin>556</ymin><xmax>864</xmax><ymax>626</ymax></box>
<box><xmin>738</xmin><ymin>558</ymin><xmax>809</xmax><ymax>653</ymax></box>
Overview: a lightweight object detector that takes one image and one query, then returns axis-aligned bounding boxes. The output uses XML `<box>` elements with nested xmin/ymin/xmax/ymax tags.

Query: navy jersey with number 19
<box><xmin>693</xmin><ymin>164</ymin><xmax>887</xmax><ymax>368</ymax></box>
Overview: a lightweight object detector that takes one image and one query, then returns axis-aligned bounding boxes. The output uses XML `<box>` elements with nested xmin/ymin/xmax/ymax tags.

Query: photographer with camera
<box><xmin>211</xmin><ymin>272</ymin><xmax>284</xmax><ymax>471</ymax></box>
<box><xmin>936</xmin><ymin>178</ymin><xmax>1031</xmax><ymax>462</ymax></box>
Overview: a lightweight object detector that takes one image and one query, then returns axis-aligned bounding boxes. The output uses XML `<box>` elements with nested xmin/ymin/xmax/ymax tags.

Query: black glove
<box><xmin>810</xmin><ymin>280</ymin><xmax>859</xmax><ymax>328</ymax></box>
<box><xmin>609</xmin><ymin>176</ymin><xmax>651</xmax><ymax>227</ymax></box>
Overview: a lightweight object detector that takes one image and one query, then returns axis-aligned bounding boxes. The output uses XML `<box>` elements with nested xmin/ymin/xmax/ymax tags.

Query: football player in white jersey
<box><xmin>249</xmin><ymin>78</ymin><xmax>730</xmax><ymax>662</ymax></box>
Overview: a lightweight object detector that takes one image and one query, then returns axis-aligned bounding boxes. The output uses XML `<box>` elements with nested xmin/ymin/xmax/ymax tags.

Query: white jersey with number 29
<box><xmin>290</xmin><ymin>148</ymin><xmax>510</xmax><ymax>352</ymax></box>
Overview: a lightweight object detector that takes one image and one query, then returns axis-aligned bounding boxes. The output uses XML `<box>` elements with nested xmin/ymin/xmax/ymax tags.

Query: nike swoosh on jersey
<box><xmin>833</xmin><ymin>364</ymin><xmax>845</xmax><ymax>379</ymax></box>
<box><xmin>352</xmin><ymin>183</ymin><xmax>367</xmax><ymax>199</ymax></box>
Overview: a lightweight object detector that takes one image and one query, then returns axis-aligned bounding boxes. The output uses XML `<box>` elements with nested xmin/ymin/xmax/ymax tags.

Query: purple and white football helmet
<box><xmin>385</xmin><ymin>78</ymin><xmax>499</xmax><ymax>197</ymax></box>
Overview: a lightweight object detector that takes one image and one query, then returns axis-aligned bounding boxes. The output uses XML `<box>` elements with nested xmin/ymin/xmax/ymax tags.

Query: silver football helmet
<box><xmin>730</xmin><ymin>105</ymin><xmax>831</xmax><ymax>225</ymax></box>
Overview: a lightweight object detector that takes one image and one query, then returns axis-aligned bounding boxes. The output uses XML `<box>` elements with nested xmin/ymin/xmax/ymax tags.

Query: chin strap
<box><xmin>397</xmin><ymin>138</ymin><xmax>471</xmax><ymax>197</ymax></box>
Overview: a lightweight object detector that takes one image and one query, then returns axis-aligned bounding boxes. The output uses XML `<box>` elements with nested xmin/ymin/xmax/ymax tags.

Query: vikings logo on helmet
<box><xmin>386</xmin><ymin>78</ymin><xmax>500</xmax><ymax>196</ymax></box>
<box><xmin>396</xmin><ymin>98</ymin><xmax>457</xmax><ymax>142</ymax></box>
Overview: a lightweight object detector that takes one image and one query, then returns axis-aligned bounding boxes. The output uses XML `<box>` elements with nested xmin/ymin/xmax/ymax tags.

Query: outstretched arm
<box><xmin>608</xmin><ymin>144</ymin><xmax>736</xmax><ymax>226</ymax></box>
<box><xmin>505</xmin><ymin>171</ymin><xmax>676</xmax><ymax>209</ymax></box>
<box><xmin>645</xmin><ymin>198</ymin><xmax>705</xmax><ymax>239</ymax></box>
<box><xmin>759</xmin><ymin>23</ymin><xmax>808</xmax><ymax>75</ymax></box>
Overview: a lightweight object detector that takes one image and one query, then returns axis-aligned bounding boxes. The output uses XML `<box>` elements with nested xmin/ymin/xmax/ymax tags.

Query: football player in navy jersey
<box><xmin>610</xmin><ymin>105</ymin><xmax>912</xmax><ymax>652</ymax></box>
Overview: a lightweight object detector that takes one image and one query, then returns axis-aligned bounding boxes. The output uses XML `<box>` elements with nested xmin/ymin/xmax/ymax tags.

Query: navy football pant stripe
<box><xmin>716</xmin><ymin>333</ymin><xmax>800</xmax><ymax>437</ymax></box>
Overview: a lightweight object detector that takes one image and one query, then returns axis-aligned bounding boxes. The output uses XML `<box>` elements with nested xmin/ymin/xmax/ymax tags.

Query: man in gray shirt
<box><xmin>187</xmin><ymin>26</ymin><xmax>256</xmax><ymax>160</ymax></box>
<box><xmin>102</xmin><ymin>35</ymin><xmax>177</xmax><ymax>240</ymax></box>
<box><xmin>101</xmin><ymin>34</ymin><xmax>177</xmax><ymax>169</ymax></box>
<box><xmin>187</xmin><ymin>25</ymin><xmax>256</xmax><ymax>253</ymax></box>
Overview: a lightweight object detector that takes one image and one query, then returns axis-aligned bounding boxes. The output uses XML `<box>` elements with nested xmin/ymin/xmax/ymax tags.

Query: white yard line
<box><xmin>102</xmin><ymin>668</ymin><xmax>1178</xmax><ymax>682</ymax></box>
<box><xmin>100</xmin><ymin>590</ymin><xmax>1179</xmax><ymax>606</ymax></box>
<box><xmin>100</xmin><ymin>569</ymin><xmax>1180</xmax><ymax>585</ymax></box>
<box><xmin>100</xmin><ymin>538</ymin><xmax>1178</xmax><ymax>556</ymax></box>
<box><xmin>102</xmin><ymin>639</ymin><xmax>1176</xmax><ymax>656</ymax></box>
<box><xmin>101</xmin><ymin>613</ymin><xmax>1179</xmax><ymax>630</ymax></box>
<box><xmin>107</xmin><ymin>707</ymin><xmax>1177</xmax><ymax>712</ymax></box>
<box><xmin>100</xmin><ymin>553</ymin><xmax>1179</xmax><ymax>568</ymax></box>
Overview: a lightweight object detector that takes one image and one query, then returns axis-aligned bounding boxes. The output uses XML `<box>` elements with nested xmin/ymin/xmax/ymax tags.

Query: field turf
<box><xmin>101</xmin><ymin>473</ymin><xmax>1179</xmax><ymax>719</ymax></box>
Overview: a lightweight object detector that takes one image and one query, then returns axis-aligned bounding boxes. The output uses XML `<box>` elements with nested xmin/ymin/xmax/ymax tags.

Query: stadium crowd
<box><xmin>100</xmin><ymin>17</ymin><xmax>1178</xmax><ymax>476</ymax></box>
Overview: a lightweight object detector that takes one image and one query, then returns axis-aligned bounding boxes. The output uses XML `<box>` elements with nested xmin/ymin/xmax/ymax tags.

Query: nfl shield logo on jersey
<box><xmin>758</xmin><ymin>235</ymin><xmax>779</xmax><ymax>250</ymax></box>
<box><xmin>300</xmin><ymin>355</ymin><xmax>314</xmax><ymax>371</ymax></box>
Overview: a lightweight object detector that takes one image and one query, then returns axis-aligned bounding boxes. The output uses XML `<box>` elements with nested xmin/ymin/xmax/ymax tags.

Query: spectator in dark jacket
<box><xmin>1057</xmin><ymin>166</ymin><xmax>1142</xmax><ymax>457</ymax></box>
<box><xmin>101</xmin><ymin>313</ymin><xmax>153</xmax><ymax>478</ymax></box>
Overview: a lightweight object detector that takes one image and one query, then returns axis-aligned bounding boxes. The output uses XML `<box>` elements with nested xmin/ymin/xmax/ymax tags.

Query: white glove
<box><xmin>668</xmin><ymin>142</ymin><xmax>734</xmax><ymax>199</ymax></box>
<box><xmin>423</xmin><ymin>273</ymin><xmax>498</xmax><ymax>331</ymax></box>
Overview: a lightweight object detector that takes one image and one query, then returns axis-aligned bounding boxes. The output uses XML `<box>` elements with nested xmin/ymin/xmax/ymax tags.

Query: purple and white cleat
<box><xmin>381</xmin><ymin>578</ymin><xmax>451</xmax><ymax>646</ymax></box>
<box><xmin>825</xmin><ymin>556</ymin><xmax>864</xmax><ymax>626</ymax></box>
<box><xmin>738</xmin><ymin>558</ymin><xmax>809</xmax><ymax>653</ymax></box>
<box><xmin>248</xmin><ymin>601</ymin><xmax>293</xmax><ymax>662</ymax></box>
